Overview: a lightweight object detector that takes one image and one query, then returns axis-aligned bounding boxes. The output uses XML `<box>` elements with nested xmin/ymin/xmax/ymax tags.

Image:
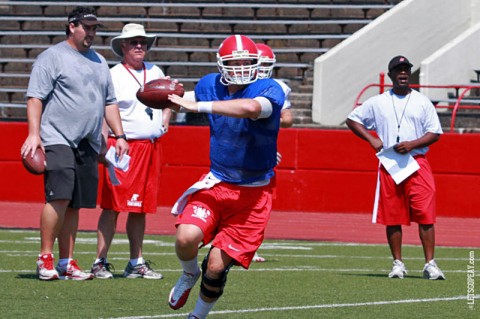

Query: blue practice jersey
<box><xmin>195</xmin><ymin>73</ymin><xmax>285</xmax><ymax>184</ymax></box>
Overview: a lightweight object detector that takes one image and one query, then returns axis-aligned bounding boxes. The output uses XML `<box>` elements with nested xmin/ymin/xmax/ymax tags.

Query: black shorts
<box><xmin>44</xmin><ymin>139</ymin><xmax>99</xmax><ymax>209</ymax></box>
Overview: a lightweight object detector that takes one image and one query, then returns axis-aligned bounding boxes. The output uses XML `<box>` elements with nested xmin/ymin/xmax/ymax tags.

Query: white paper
<box><xmin>105</xmin><ymin>146</ymin><xmax>131</xmax><ymax>186</ymax></box>
<box><xmin>105</xmin><ymin>146</ymin><xmax>130</xmax><ymax>171</ymax></box>
<box><xmin>376</xmin><ymin>147</ymin><xmax>420</xmax><ymax>185</ymax></box>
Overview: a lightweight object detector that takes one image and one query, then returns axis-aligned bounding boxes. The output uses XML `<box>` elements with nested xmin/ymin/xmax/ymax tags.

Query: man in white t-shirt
<box><xmin>91</xmin><ymin>23</ymin><xmax>171</xmax><ymax>279</ymax></box>
<box><xmin>346</xmin><ymin>55</ymin><xmax>445</xmax><ymax>280</ymax></box>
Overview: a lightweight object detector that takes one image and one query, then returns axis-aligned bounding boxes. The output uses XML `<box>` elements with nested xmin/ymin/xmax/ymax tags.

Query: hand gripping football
<box><xmin>22</xmin><ymin>147</ymin><xmax>46</xmax><ymax>175</ymax></box>
<box><xmin>136</xmin><ymin>78</ymin><xmax>184</xmax><ymax>109</ymax></box>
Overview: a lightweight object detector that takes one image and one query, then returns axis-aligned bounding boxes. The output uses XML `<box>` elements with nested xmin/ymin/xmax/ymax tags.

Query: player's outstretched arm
<box><xmin>168</xmin><ymin>94</ymin><xmax>269</xmax><ymax>119</ymax></box>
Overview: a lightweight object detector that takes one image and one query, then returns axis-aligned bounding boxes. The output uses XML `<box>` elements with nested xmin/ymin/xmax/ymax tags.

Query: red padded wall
<box><xmin>1</xmin><ymin>122</ymin><xmax>479</xmax><ymax>217</ymax></box>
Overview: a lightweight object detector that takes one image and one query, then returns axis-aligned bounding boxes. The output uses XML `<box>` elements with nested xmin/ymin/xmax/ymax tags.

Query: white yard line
<box><xmin>107</xmin><ymin>295</ymin><xmax>480</xmax><ymax>319</ymax></box>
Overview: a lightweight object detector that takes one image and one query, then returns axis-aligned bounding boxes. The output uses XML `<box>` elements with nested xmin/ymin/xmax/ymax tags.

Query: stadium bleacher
<box><xmin>0</xmin><ymin>0</ymin><xmax>399</xmax><ymax>124</ymax></box>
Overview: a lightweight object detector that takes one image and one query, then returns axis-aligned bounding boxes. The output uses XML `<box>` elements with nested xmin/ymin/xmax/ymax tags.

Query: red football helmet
<box><xmin>256</xmin><ymin>43</ymin><xmax>276</xmax><ymax>79</ymax></box>
<box><xmin>217</xmin><ymin>35</ymin><xmax>260</xmax><ymax>85</ymax></box>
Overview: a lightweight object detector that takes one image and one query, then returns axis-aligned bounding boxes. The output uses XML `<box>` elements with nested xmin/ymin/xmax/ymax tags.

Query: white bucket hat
<box><xmin>110</xmin><ymin>23</ymin><xmax>156</xmax><ymax>58</ymax></box>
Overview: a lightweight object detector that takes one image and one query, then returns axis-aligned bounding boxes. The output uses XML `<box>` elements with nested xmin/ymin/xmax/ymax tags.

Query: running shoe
<box><xmin>123</xmin><ymin>260</ymin><xmax>163</xmax><ymax>279</ymax></box>
<box><xmin>423</xmin><ymin>259</ymin><xmax>446</xmax><ymax>280</ymax></box>
<box><xmin>36</xmin><ymin>253</ymin><xmax>59</xmax><ymax>281</ymax></box>
<box><xmin>168</xmin><ymin>270</ymin><xmax>201</xmax><ymax>310</ymax></box>
<box><xmin>252</xmin><ymin>253</ymin><xmax>266</xmax><ymax>262</ymax></box>
<box><xmin>56</xmin><ymin>259</ymin><xmax>94</xmax><ymax>280</ymax></box>
<box><xmin>91</xmin><ymin>258</ymin><xmax>115</xmax><ymax>279</ymax></box>
<box><xmin>388</xmin><ymin>259</ymin><xmax>407</xmax><ymax>279</ymax></box>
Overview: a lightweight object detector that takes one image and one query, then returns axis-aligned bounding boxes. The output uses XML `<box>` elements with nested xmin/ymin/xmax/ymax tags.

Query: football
<box><xmin>22</xmin><ymin>148</ymin><xmax>46</xmax><ymax>175</ymax></box>
<box><xmin>136</xmin><ymin>78</ymin><xmax>185</xmax><ymax>109</ymax></box>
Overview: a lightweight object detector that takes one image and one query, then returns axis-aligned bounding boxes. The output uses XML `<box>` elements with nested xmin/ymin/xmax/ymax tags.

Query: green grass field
<box><xmin>0</xmin><ymin>229</ymin><xmax>478</xmax><ymax>319</ymax></box>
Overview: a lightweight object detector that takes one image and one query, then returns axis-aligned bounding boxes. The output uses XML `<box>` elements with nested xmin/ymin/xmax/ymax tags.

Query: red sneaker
<box><xmin>36</xmin><ymin>254</ymin><xmax>59</xmax><ymax>281</ymax></box>
<box><xmin>56</xmin><ymin>259</ymin><xmax>94</xmax><ymax>281</ymax></box>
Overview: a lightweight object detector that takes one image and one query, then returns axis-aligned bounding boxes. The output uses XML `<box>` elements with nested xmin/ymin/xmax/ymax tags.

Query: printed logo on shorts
<box><xmin>228</xmin><ymin>244</ymin><xmax>241</xmax><ymax>252</ymax></box>
<box><xmin>127</xmin><ymin>194</ymin><xmax>142</xmax><ymax>207</ymax></box>
<box><xmin>191</xmin><ymin>205</ymin><xmax>211</xmax><ymax>222</ymax></box>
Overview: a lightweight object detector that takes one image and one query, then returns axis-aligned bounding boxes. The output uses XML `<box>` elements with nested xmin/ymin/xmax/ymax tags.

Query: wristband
<box><xmin>114</xmin><ymin>134</ymin><xmax>127</xmax><ymax>140</ymax></box>
<box><xmin>197</xmin><ymin>101</ymin><xmax>213</xmax><ymax>113</ymax></box>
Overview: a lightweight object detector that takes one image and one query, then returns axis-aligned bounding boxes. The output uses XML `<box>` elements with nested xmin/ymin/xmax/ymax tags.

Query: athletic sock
<box><xmin>180</xmin><ymin>257</ymin><xmax>199</xmax><ymax>275</ymax></box>
<box><xmin>57</xmin><ymin>258</ymin><xmax>72</xmax><ymax>270</ymax></box>
<box><xmin>129</xmin><ymin>257</ymin><xmax>144</xmax><ymax>266</ymax></box>
<box><xmin>192</xmin><ymin>297</ymin><xmax>216</xmax><ymax>319</ymax></box>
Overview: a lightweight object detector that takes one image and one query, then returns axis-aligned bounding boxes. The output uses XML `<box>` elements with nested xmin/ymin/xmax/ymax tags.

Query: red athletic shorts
<box><xmin>376</xmin><ymin>156</ymin><xmax>436</xmax><ymax>226</ymax></box>
<box><xmin>175</xmin><ymin>181</ymin><xmax>273</xmax><ymax>269</ymax></box>
<box><xmin>101</xmin><ymin>137</ymin><xmax>162</xmax><ymax>214</ymax></box>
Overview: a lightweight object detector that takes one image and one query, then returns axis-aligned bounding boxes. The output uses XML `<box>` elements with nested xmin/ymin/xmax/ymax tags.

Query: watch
<box><xmin>114</xmin><ymin>134</ymin><xmax>127</xmax><ymax>140</ymax></box>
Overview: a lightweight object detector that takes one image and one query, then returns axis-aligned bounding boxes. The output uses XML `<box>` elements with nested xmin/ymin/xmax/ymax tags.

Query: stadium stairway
<box><xmin>432</xmin><ymin>72</ymin><xmax>480</xmax><ymax>133</ymax></box>
<box><xmin>0</xmin><ymin>0</ymin><xmax>399</xmax><ymax>126</ymax></box>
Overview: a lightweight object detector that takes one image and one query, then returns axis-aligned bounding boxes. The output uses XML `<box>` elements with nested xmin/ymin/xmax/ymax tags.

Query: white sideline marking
<box><xmin>2</xmin><ymin>237</ymin><xmax>479</xmax><ymax>257</ymax></box>
<box><xmin>1</xmin><ymin>228</ymin><xmax>479</xmax><ymax>249</ymax></box>
<box><xmin>108</xmin><ymin>295</ymin><xmax>480</xmax><ymax>318</ymax></box>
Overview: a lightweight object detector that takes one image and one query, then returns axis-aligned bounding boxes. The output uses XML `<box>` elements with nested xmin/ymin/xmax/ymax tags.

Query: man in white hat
<box><xmin>91</xmin><ymin>23</ymin><xmax>172</xmax><ymax>279</ymax></box>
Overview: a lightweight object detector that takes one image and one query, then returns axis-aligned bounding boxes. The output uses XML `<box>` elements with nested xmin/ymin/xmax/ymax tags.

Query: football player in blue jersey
<box><xmin>166</xmin><ymin>34</ymin><xmax>285</xmax><ymax>319</ymax></box>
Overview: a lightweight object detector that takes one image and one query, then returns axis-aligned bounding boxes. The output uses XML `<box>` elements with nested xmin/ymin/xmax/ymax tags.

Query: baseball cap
<box><xmin>388</xmin><ymin>55</ymin><xmax>413</xmax><ymax>72</ymax></box>
<box><xmin>68</xmin><ymin>13</ymin><xmax>103</xmax><ymax>26</ymax></box>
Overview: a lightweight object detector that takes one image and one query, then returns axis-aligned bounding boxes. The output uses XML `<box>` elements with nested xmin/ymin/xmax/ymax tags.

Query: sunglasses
<box><xmin>128</xmin><ymin>40</ymin><xmax>148</xmax><ymax>46</ymax></box>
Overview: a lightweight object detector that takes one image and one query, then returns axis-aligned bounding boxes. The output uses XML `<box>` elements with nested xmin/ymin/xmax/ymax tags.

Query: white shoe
<box><xmin>388</xmin><ymin>259</ymin><xmax>407</xmax><ymax>279</ymax></box>
<box><xmin>423</xmin><ymin>260</ymin><xmax>446</xmax><ymax>280</ymax></box>
<box><xmin>123</xmin><ymin>260</ymin><xmax>163</xmax><ymax>279</ymax></box>
<box><xmin>91</xmin><ymin>258</ymin><xmax>114</xmax><ymax>279</ymax></box>
<box><xmin>36</xmin><ymin>254</ymin><xmax>59</xmax><ymax>281</ymax></box>
<box><xmin>168</xmin><ymin>270</ymin><xmax>201</xmax><ymax>310</ymax></box>
<box><xmin>252</xmin><ymin>253</ymin><xmax>266</xmax><ymax>262</ymax></box>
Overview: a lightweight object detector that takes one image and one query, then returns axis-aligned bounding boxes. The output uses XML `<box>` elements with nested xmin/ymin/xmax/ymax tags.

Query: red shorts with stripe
<box><xmin>175</xmin><ymin>181</ymin><xmax>273</xmax><ymax>269</ymax></box>
<box><xmin>377</xmin><ymin>156</ymin><xmax>436</xmax><ymax>226</ymax></box>
<box><xmin>101</xmin><ymin>137</ymin><xmax>162</xmax><ymax>214</ymax></box>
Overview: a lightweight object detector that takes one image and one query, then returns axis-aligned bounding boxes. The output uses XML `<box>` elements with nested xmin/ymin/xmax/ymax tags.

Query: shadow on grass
<box><xmin>16</xmin><ymin>273</ymin><xmax>40</xmax><ymax>280</ymax></box>
<box><xmin>341</xmin><ymin>273</ymin><xmax>425</xmax><ymax>280</ymax></box>
<box><xmin>16</xmin><ymin>273</ymin><xmax>144</xmax><ymax>280</ymax></box>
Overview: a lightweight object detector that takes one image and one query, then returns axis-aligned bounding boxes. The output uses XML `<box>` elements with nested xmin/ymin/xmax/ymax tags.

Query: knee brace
<box><xmin>200</xmin><ymin>248</ymin><xmax>234</xmax><ymax>299</ymax></box>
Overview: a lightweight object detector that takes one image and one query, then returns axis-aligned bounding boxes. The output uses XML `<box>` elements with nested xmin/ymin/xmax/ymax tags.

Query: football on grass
<box><xmin>136</xmin><ymin>78</ymin><xmax>184</xmax><ymax>109</ymax></box>
<box><xmin>22</xmin><ymin>148</ymin><xmax>46</xmax><ymax>175</ymax></box>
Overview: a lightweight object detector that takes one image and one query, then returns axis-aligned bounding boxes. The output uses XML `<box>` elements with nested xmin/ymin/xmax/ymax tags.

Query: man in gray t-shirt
<box><xmin>20</xmin><ymin>6</ymin><xmax>129</xmax><ymax>281</ymax></box>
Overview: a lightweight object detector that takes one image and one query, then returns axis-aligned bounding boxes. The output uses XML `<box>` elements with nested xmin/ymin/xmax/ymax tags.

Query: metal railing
<box><xmin>353</xmin><ymin>73</ymin><xmax>480</xmax><ymax>133</ymax></box>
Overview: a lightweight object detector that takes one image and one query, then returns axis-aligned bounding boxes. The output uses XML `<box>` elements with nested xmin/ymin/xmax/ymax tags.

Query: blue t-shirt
<box><xmin>195</xmin><ymin>73</ymin><xmax>285</xmax><ymax>184</ymax></box>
